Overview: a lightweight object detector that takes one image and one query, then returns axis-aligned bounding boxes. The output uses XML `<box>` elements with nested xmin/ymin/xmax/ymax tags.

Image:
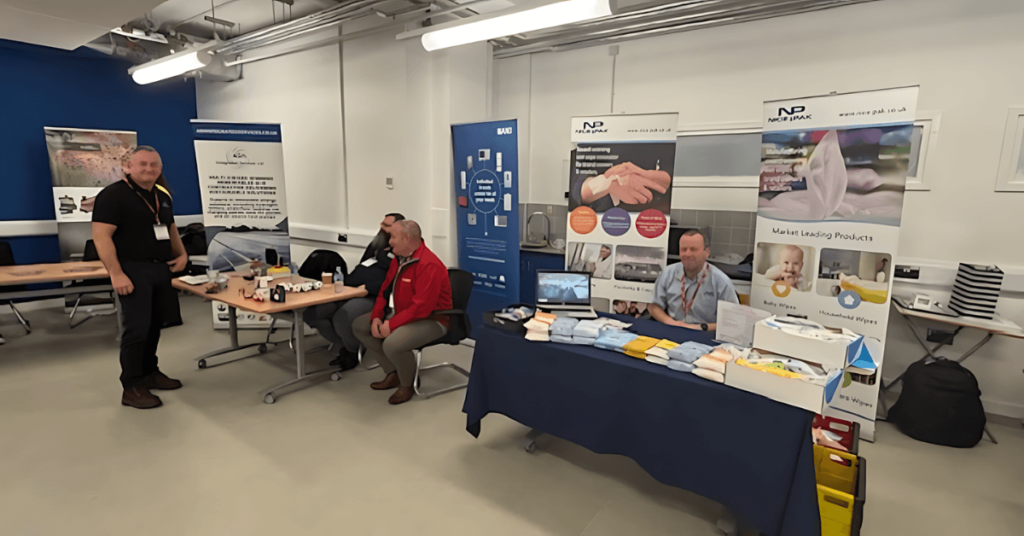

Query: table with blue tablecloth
<box><xmin>463</xmin><ymin>314</ymin><xmax>820</xmax><ymax>536</ymax></box>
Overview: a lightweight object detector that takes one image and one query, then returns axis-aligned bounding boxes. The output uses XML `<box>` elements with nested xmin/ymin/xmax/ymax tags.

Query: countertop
<box><xmin>520</xmin><ymin>245</ymin><xmax>565</xmax><ymax>256</ymax></box>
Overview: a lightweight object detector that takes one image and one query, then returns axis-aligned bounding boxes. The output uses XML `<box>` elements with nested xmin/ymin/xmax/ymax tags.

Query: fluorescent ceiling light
<box><xmin>129</xmin><ymin>48</ymin><xmax>213</xmax><ymax>85</ymax></box>
<box><xmin>421</xmin><ymin>0</ymin><xmax>612</xmax><ymax>51</ymax></box>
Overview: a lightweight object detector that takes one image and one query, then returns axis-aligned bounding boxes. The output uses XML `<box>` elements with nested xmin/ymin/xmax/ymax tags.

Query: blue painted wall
<box><xmin>0</xmin><ymin>39</ymin><xmax>200</xmax><ymax>262</ymax></box>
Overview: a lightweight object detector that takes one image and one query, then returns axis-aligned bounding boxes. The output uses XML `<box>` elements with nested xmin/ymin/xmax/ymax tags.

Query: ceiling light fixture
<box><xmin>128</xmin><ymin>45</ymin><xmax>215</xmax><ymax>85</ymax></box>
<box><xmin>421</xmin><ymin>0</ymin><xmax>613</xmax><ymax>51</ymax></box>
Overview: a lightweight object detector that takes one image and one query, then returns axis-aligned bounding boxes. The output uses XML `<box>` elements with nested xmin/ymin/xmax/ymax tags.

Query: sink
<box><xmin>521</xmin><ymin>241</ymin><xmax>549</xmax><ymax>249</ymax></box>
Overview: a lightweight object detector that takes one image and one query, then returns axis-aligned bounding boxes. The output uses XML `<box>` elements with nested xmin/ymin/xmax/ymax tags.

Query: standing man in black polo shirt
<box><xmin>92</xmin><ymin>146</ymin><xmax>188</xmax><ymax>409</ymax></box>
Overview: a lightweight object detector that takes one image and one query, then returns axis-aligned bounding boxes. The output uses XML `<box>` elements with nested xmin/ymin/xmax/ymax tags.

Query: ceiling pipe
<box><xmin>216</xmin><ymin>0</ymin><xmax>386</xmax><ymax>55</ymax></box>
<box><xmin>493</xmin><ymin>0</ymin><xmax>877</xmax><ymax>58</ymax></box>
<box><xmin>221</xmin><ymin>0</ymin><xmax>495</xmax><ymax>67</ymax></box>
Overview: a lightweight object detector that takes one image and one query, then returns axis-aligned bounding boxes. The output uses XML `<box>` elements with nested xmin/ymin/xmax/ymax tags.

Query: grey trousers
<box><xmin>303</xmin><ymin>297</ymin><xmax>375</xmax><ymax>353</ymax></box>
<box><xmin>352</xmin><ymin>313</ymin><xmax>447</xmax><ymax>387</ymax></box>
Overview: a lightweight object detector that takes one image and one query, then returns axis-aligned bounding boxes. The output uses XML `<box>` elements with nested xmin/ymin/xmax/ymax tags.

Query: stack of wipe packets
<box><xmin>622</xmin><ymin>336</ymin><xmax>660</xmax><ymax>359</ymax></box>
<box><xmin>549</xmin><ymin>317</ymin><xmax>579</xmax><ymax>344</ymax></box>
<box><xmin>645</xmin><ymin>340</ymin><xmax>680</xmax><ymax>366</ymax></box>
<box><xmin>665</xmin><ymin>341</ymin><xmax>713</xmax><ymax>373</ymax></box>
<box><xmin>524</xmin><ymin>311</ymin><xmax>555</xmax><ymax>342</ymax></box>
<box><xmin>692</xmin><ymin>345</ymin><xmax>747</xmax><ymax>383</ymax></box>
<box><xmin>571</xmin><ymin>319</ymin><xmax>603</xmax><ymax>345</ymax></box>
<box><xmin>594</xmin><ymin>329</ymin><xmax>639</xmax><ymax>351</ymax></box>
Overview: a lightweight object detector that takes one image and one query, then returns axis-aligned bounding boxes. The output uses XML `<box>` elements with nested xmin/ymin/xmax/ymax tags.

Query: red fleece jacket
<box><xmin>371</xmin><ymin>241</ymin><xmax>452</xmax><ymax>330</ymax></box>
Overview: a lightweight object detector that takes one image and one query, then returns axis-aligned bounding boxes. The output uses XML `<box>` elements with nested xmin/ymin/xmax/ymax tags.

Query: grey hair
<box><xmin>133</xmin><ymin>145</ymin><xmax>159</xmax><ymax>154</ymax></box>
<box><xmin>682</xmin><ymin>229</ymin><xmax>710</xmax><ymax>249</ymax></box>
<box><xmin>394</xmin><ymin>220</ymin><xmax>422</xmax><ymax>241</ymax></box>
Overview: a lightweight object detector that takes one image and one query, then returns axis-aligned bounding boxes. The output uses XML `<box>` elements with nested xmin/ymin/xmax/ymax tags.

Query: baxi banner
<box><xmin>750</xmin><ymin>87</ymin><xmax>919</xmax><ymax>440</ymax></box>
<box><xmin>191</xmin><ymin>121</ymin><xmax>290</xmax><ymax>273</ymax></box>
<box><xmin>566</xmin><ymin>113</ymin><xmax>677</xmax><ymax>313</ymax></box>
<box><xmin>452</xmin><ymin>119</ymin><xmax>520</xmax><ymax>333</ymax></box>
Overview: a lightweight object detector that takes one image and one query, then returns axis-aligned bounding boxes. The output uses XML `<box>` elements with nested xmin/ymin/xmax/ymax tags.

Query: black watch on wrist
<box><xmin>700</xmin><ymin>323</ymin><xmax>709</xmax><ymax>331</ymax></box>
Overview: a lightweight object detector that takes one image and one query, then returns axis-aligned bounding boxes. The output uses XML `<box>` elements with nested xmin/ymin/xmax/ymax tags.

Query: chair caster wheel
<box><xmin>264</xmin><ymin>393</ymin><xmax>276</xmax><ymax>404</ymax></box>
<box><xmin>198</xmin><ymin>359</ymin><xmax>207</xmax><ymax>369</ymax></box>
<box><xmin>524</xmin><ymin>442</ymin><xmax>537</xmax><ymax>454</ymax></box>
<box><xmin>259</xmin><ymin>344</ymin><xmax>268</xmax><ymax>353</ymax></box>
<box><xmin>331</xmin><ymin>372</ymin><xmax>342</xmax><ymax>381</ymax></box>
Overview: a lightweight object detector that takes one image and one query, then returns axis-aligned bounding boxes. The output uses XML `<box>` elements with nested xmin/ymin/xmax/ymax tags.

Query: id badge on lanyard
<box><xmin>154</xmin><ymin>225</ymin><xmax>170</xmax><ymax>241</ymax></box>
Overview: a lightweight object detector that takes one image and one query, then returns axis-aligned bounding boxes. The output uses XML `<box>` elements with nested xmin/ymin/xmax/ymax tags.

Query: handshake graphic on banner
<box><xmin>580</xmin><ymin>162</ymin><xmax>671</xmax><ymax>207</ymax></box>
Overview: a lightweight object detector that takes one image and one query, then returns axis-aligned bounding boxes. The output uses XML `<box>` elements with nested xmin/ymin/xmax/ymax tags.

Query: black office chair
<box><xmin>0</xmin><ymin>241</ymin><xmax>33</xmax><ymax>334</ymax></box>
<box><xmin>410</xmin><ymin>268</ymin><xmax>474</xmax><ymax>399</ymax></box>
<box><xmin>67</xmin><ymin>240</ymin><xmax>116</xmax><ymax>328</ymax></box>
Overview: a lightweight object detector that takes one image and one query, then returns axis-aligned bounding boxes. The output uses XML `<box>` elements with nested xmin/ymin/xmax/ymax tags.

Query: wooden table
<box><xmin>0</xmin><ymin>261</ymin><xmax>113</xmax><ymax>333</ymax></box>
<box><xmin>173</xmin><ymin>274</ymin><xmax>369</xmax><ymax>403</ymax></box>
<box><xmin>884</xmin><ymin>300</ymin><xmax>1024</xmax><ymax>443</ymax></box>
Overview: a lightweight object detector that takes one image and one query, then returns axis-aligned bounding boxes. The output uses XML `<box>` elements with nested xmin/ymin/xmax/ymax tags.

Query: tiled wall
<box><xmin>671</xmin><ymin>209</ymin><xmax>757</xmax><ymax>259</ymax></box>
<box><xmin>519</xmin><ymin>203</ymin><xmax>567</xmax><ymax>245</ymax></box>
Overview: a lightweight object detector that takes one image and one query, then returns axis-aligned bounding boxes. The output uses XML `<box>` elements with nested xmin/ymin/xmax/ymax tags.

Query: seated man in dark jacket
<box><xmin>303</xmin><ymin>212</ymin><xmax>403</xmax><ymax>369</ymax></box>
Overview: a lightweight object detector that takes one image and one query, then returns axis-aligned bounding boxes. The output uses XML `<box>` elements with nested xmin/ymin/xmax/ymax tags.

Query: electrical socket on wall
<box><xmin>386</xmin><ymin>177</ymin><xmax>394</xmax><ymax>189</ymax></box>
<box><xmin>547</xmin><ymin>205</ymin><xmax>553</xmax><ymax>214</ymax></box>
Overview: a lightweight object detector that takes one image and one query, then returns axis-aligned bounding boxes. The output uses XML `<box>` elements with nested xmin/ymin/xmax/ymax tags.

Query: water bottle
<box><xmin>334</xmin><ymin>267</ymin><xmax>345</xmax><ymax>293</ymax></box>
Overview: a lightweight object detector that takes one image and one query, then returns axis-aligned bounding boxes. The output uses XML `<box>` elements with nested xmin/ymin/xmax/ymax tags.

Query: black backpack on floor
<box><xmin>888</xmin><ymin>359</ymin><xmax>986</xmax><ymax>448</ymax></box>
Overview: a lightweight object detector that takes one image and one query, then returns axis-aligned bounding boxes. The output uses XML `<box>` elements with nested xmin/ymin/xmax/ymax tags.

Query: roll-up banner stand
<box><xmin>751</xmin><ymin>87</ymin><xmax>919</xmax><ymax>440</ymax></box>
<box><xmin>192</xmin><ymin>120</ymin><xmax>291</xmax><ymax>329</ymax></box>
<box><xmin>567</xmin><ymin>113</ymin><xmax>677</xmax><ymax>314</ymax></box>
<box><xmin>452</xmin><ymin>120</ymin><xmax>520</xmax><ymax>334</ymax></box>
<box><xmin>44</xmin><ymin>127</ymin><xmax>137</xmax><ymax>262</ymax></box>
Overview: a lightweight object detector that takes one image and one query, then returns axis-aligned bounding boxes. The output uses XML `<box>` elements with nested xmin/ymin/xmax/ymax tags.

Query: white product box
<box><xmin>826</xmin><ymin>366</ymin><xmax>880</xmax><ymax>421</ymax></box>
<box><xmin>752</xmin><ymin>320</ymin><xmax>856</xmax><ymax>371</ymax></box>
<box><xmin>726</xmin><ymin>359</ymin><xmax>838</xmax><ymax>414</ymax></box>
<box><xmin>211</xmin><ymin>302</ymin><xmax>290</xmax><ymax>330</ymax></box>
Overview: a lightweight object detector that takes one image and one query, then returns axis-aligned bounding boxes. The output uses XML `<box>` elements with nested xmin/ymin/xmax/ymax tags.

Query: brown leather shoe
<box><xmin>122</xmin><ymin>385</ymin><xmax>162</xmax><ymax>409</ymax></box>
<box><xmin>388</xmin><ymin>386</ymin><xmax>415</xmax><ymax>405</ymax></box>
<box><xmin>145</xmin><ymin>371</ymin><xmax>183</xmax><ymax>390</ymax></box>
<box><xmin>370</xmin><ymin>372</ymin><xmax>400</xmax><ymax>390</ymax></box>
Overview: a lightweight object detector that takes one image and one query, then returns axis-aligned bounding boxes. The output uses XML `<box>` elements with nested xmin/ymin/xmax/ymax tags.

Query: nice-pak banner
<box><xmin>750</xmin><ymin>87</ymin><xmax>919</xmax><ymax>440</ymax></box>
<box><xmin>566</xmin><ymin>113</ymin><xmax>677</xmax><ymax>312</ymax></box>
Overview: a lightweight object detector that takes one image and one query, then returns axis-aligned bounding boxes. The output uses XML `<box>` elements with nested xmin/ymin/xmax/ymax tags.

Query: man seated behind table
<box><xmin>648</xmin><ymin>229</ymin><xmax>739</xmax><ymax>332</ymax></box>
<box><xmin>352</xmin><ymin>220</ymin><xmax>452</xmax><ymax>405</ymax></box>
<box><xmin>302</xmin><ymin>212</ymin><xmax>404</xmax><ymax>370</ymax></box>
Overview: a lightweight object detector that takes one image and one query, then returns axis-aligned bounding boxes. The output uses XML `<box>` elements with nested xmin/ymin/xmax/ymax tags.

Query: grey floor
<box><xmin>0</xmin><ymin>295</ymin><xmax>1022</xmax><ymax>536</ymax></box>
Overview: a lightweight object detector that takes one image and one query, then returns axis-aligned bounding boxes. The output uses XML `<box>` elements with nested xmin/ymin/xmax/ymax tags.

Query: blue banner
<box><xmin>452</xmin><ymin>120</ymin><xmax>520</xmax><ymax>333</ymax></box>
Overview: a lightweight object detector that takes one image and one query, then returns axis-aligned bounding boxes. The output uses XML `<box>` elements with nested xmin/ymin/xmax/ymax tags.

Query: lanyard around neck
<box><xmin>125</xmin><ymin>176</ymin><xmax>161</xmax><ymax>224</ymax></box>
<box><xmin>680</xmin><ymin>263</ymin><xmax>709</xmax><ymax>317</ymax></box>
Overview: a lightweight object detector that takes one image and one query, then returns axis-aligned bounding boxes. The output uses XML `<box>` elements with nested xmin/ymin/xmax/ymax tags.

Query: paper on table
<box><xmin>716</xmin><ymin>301</ymin><xmax>772</xmax><ymax>348</ymax></box>
<box><xmin>178</xmin><ymin>274</ymin><xmax>210</xmax><ymax>285</ymax></box>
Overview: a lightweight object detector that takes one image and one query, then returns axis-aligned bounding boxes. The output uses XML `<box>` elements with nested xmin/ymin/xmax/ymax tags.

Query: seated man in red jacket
<box><xmin>352</xmin><ymin>220</ymin><xmax>452</xmax><ymax>405</ymax></box>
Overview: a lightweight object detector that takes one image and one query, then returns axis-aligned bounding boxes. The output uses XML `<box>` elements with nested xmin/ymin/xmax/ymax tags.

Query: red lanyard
<box><xmin>680</xmin><ymin>264</ymin><xmax>709</xmax><ymax>317</ymax></box>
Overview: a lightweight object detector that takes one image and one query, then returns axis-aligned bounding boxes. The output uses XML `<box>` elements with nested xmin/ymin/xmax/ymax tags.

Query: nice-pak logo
<box><xmin>575</xmin><ymin>120</ymin><xmax>608</xmax><ymax>134</ymax></box>
<box><xmin>768</xmin><ymin>105</ymin><xmax>812</xmax><ymax>123</ymax></box>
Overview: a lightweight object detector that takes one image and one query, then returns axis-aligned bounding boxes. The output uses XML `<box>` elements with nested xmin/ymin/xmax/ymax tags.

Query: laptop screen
<box><xmin>536</xmin><ymin>271</ymin><xmax>591</xmax><ymax>306</ymax></box>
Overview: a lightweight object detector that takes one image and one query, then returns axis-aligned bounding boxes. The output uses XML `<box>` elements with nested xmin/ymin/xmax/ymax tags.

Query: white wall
<box><xmin>196</xmin><ymin>29</ymin><xmax>350</xmax><ymax>265</ymax></box>
<box><xmin>494</xmin><ymin>0</ymin><xmax>1024</xmax><ymax>418</ymax></box>
<box><xmin>342</xmin><ymin>28</ymin><xmax>490</xmax><ymax>265</ymax></box>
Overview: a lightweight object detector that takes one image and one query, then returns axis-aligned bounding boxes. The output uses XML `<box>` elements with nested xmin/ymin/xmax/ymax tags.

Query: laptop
<box><xmin>536</xmin><ymin>271</ymin><xmax>598</xmax><ymax>319</ymax></box>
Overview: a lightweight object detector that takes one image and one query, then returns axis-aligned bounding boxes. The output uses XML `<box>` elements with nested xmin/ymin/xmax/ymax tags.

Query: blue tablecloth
<box><xmin>463</xmin><ymin>315</ymin><xmax>820</xmax><ymax>536</ymax></box>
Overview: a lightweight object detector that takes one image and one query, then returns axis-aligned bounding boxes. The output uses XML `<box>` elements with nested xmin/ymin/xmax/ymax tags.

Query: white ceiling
<box><xmin>149</xmin><ymin>0</ymin><xmax>343</xmax><ymax>39</ymax></box>
<box><xmin>0</xmin><ymin>0</ymin><xmax>167</xmax><ymax>50</ymax></box>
